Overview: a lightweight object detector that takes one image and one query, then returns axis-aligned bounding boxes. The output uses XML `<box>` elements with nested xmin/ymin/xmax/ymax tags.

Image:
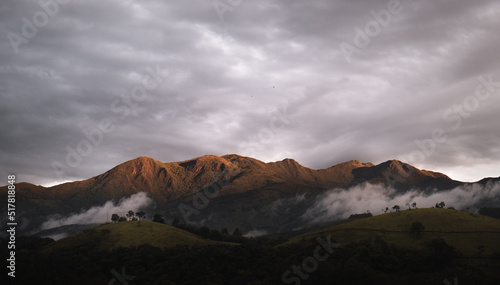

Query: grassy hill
<box><xmin>8</xmin><ymin>210</ymin><xmax>500</xmax><ymax>284</ymax></box>
<box><xmin>43</xmin><ymin>221</ymin><xmax>229</xmax><ymax>253</ymax></box>
<box><xmin>287</xmin><ymin>208</ymin><xmax>500</xmax><ymax>257</ymax></box>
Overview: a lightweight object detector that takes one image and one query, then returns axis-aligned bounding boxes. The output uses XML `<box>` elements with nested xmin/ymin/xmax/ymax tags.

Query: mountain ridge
<box><xmin>3</xmin><ymin>155</ymin><xmax>466</xmax><ymax>201</ymax></box>
<box><xmin>0</xmin><ymin>154</ymin><xmax>486</xmax><ymax>236</ymax></box>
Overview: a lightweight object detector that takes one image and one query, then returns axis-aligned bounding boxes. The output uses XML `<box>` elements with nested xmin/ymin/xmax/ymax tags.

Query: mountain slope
<box><xmin>3</xmin><ymin>155</ymin><xmax>460</xmax><ymax>205</ymax></box>
<box><xmin>0</xmin><ymin>154</ymin><xmax>468</xmax><ymax>236</ymax></box>
<box><xmin>351</xmin><ymin>160</ymin><xmax>461</xmax><ymax>191</ymax></box>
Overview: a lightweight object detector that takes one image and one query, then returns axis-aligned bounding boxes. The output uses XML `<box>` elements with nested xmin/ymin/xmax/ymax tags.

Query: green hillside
<box><xmin>43</xmin><ymin>221</ymin><xmax>228</xmax><ymax>253</ymax></box>
<box><xmin>288</xmin><ymin>208</ymin><xmax>500</xmax><ymax>257</ymax></box>
<box><xmin>7</xmin><ymin>211</ymin><xmax>500</xmax><ymax>284</ymax></box>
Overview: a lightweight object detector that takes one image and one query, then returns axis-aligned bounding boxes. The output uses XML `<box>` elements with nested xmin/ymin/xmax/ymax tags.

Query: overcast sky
<box><xmin>1</xmin><ymin>0</ymin><xmax>500</xmax><ymax>187</ymax></box>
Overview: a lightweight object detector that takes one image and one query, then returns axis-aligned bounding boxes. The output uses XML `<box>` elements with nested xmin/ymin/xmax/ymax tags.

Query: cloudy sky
<box><xmin>1</xmin><ymin>0</ymin><xmax>500</xmax><ymax>187</ymax></box>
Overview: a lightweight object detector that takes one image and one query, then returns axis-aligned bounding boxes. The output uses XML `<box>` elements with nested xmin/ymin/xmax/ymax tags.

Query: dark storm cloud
<box><xmin>1</xmin><ymin>0</ymin><xmax>500</xmax><ymax>186</ymax></box>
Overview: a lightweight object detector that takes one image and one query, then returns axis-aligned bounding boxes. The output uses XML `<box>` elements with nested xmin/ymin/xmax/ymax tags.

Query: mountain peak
<box><xmin>281</xmin><ymin>158</ymin><xmax>300</xmax><ymax>165</ymax></box>
<box><xmin>178</xmin><ymin>155</ymin><xmax>233</xmax><ymax>173</ymax></box>
<box><xmin>381</xmin><ymin>159</ymin><xmax>413</xmax><ymax>173</ymax></box>
<box><xmin>341</xmin><ymin>160</ymin><xmax>374</xmax><ymax>168</ymax></box>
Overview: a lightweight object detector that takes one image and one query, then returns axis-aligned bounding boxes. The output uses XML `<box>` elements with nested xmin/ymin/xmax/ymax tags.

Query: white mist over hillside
<box><xmin>40</xmin><ymin>192</ymin><xmax>153</xmax><ymax>231</ymax></box>
<box><xmin>302</xmin><ymin>182</ymin><xmax>500</xmax><ymax>225</ymax></box>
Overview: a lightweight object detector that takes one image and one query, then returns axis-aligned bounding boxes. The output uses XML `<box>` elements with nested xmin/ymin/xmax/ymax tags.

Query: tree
<box><xmin>349</xmin><ymin>213</ymin><xmax>372</xmax><ymax>219</ymax></box>
<box><xmin>136</xmin><ymin>211</ymin><xmax>146</xmax><ymax>226</ymax></box>
<box><xmin>136</xmin><ymin>211</ymin><xmax>145</xmax><ymax>219</ymax></box>
<box><xmin>232</xmin><ymin>228</ymin><xmax>242</xmax><ymax>236</ymax></box>
<box><xmin>111</xmin><ymin>214</ymin><xmax>119</xmax><ymax>223</ymax></box>
<box><xmin>382</xmin><ymin>207</ymin><xmax>388</xmax><ymax>213</ymax></box>
<box><xmin>126</xmin><ymin>210</ymin><xmax>135</xmax><ymax>220</ymax></box>
<box><xmin>412</xmin><ymin>202</ymin><xmax>417</xmax><ymax>209</ymax></box>
<box><xmin>392</xmin><ymin>205</ymin><xmax>400</xmax><ymax>212</ymax></box>
<box><xmin>118</xmin><ymin>216</ymin><xmax>127</xmax><ymax>222</ymax></box>
<box><xmin>411</xmin><ymin>221</ymin><xmax>425</xmax><ymax>238</ymax></box>
<box><xmin>436</xmin><ymin>201</ymin><xmax>445</xmax><ymax>208</ymax></box>
<box><xmin>153</xmin><ymin>213</ymin><xmax>165</xmax><ymax>224</ymax></box>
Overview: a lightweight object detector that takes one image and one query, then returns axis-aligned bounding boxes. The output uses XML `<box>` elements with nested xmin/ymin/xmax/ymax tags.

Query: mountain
<box><xmin>477</xmin><ymin>176</ymin><xmax>500</xmax><ymax>185</ymax></box>
<box><xmin>2</xmin><ymin>155</ymin><xmax>459</xmax><ymax>203</ymax></box>
<box><xmin>0</xmin><ymin>154</ymin><xmax>471</xmax><ymax>236</ymax></box>
<box><xmin>351</xmin><ymin>159</ymin><xmax>461</xmax><ymax>191</ymax></box>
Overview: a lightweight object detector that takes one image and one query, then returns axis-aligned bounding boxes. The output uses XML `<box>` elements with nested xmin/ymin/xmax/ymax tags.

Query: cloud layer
<box><xmin>302</xmin><ymin>182</ymin><xmax>500</xmax><ymax>225</ymax></box>
<box><xmin>1</xmin><ymin>0</ymin><xmax>500</xmax><ymax>186</ymax></box>
<box><xmin>40</xmin><ymin>192</ymin><xmax>153</xmax><ymax>230</ymax></box>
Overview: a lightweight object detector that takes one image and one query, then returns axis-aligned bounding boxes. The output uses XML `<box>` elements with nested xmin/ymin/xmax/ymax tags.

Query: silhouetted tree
<box><xmin>383</xmin><ymin>207</ymin><xmax>389</xmax><ymax>213</ymax></box>
<box><xmin>349</xmin><ymin>213</ymin><xmax>372</xmax><ymax>219</ymax></box>
<box><xmin>111</xmin><ymin>214</ymin><xmax>119</xmax><ymax>223</ymax></box>
<box><xmin>233</xmin><ymin>228</ymin><xmax>242</xmax><ymax>236</ymax></box>
<box><xmin>126</xmin><ymin>210</ymin><xmax>135</xmax><ymax>220</ymax></box>
<box><xmin>153</xmin><ymin>213</ymin><xmax>165</xmax><ymax>224</ymax></box>
<box><xmin>412</xmin><ymin>202</ymin><xmax>417</xmax><ymax>209</ymax></box>
<box><xmin>392</xmin><ymin>205</ymin><xmax>400</xmax><ymax>212</ymax></box>
<box><xmin>118</xmin><ymin>216</ymin><xmax>127</xmax><ymax>222</ymax></box>
<box><xmin>221</xmin><ymin>228</ymin><xmax>229</xmax><ymax>235</ymax></box>
<box><xmin>136</xmin><ymin>211</ymin><xmax>146</xmax><ymax>226</ymax></box>
<box><xmin>436</xmin><ymin>201</ymin><xmax>445</xmax><ymax>208</ymax></box>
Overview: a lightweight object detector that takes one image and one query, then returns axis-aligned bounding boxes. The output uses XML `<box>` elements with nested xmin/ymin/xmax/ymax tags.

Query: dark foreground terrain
<box><xmin>3</xmin><ymin>209</ymin><xmax>500</xmax><ymax>285</ymax></box>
